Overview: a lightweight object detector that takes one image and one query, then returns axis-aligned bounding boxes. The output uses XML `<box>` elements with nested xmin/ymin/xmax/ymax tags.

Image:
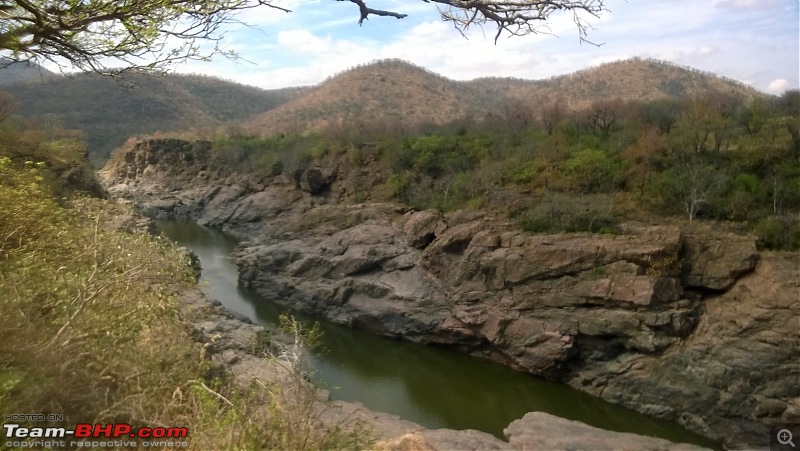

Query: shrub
<box><xmin>560</xmin><ymin>149</ymin><xmax>620</xmax><ymax>194</ymax></box>
<box><xmin>751</xmin><ymin>216</ymin><xmax>800</xmax><ymax>251</ymax></box>
<box><xmin>518</xmin><ymin>192</ymin><xmax>619</xmax><ymax>234</ymax></box>
<box><xmin>0</xmin><ymin>135</ymin><xmax>372</xmax><ymax>450</ymax></box>
<box><xmin>376</xmin><ymin>173</ymin><xmax>409</xmax><ymax>201</ymax></box>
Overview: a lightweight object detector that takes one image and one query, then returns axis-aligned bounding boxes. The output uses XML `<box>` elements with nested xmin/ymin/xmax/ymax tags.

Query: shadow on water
<box><xmin>156</xmin><ymin>219</ymin><xmax>719</xmax><ymax>449</ymax></box>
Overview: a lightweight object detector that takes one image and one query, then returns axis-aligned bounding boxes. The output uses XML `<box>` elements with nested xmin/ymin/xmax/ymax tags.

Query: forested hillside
<box><xmin>3</xmin><ymin>58</ymin><xmax>766</xmax><ymax>166</ymax></box>
<box><xmin>0</xmin><ymin>59</ymin><xmax>55</xmax><ymax>85</ymax></box>
<box><xmin>244</xmin><ymin>58</ymin><xmax>764</xmax><ymax>137</ymax></box>
<box><xmin>5</xmin><ymin>72</ymin><xmax>307</xmax><ymax>164</ymax></box>
<box><xmin>170</xmin><ymin>88</ymin><xmax>800</xmax><ymax>250</ymax></box>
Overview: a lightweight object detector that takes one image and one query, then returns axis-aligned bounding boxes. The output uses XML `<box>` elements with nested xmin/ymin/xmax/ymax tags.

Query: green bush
<box><xmin>560</xmin><ymin>149</ymin><xmax>620</xmax><ymax>194</ymax></box>
<box><xmin>518</xmin><ymin>192</ymin><xmax>619</xmax><ymax>234</ymax></box>
<box><xmin>377</xmin><ymin>173</ymin><xmax>409</xmax><ymax>201</ymax></box>
<box><xmin>751</xmin><ymin>216</ymin><xmax>800</xmax><ymax>251</ymax></box>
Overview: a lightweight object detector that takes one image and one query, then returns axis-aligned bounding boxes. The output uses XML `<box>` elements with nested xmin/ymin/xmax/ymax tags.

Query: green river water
<box><xmin>155</xmin><ymin>219</ymin><xmax>719</xmax><ymax>449</ymax></box>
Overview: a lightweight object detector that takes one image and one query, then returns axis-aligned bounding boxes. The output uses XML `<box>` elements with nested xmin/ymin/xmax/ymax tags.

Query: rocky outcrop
<box><xmin>185</xmin><ymin>283</ymin><xmax>708</xmax><ymax>451</ymax></box>
<box><xmin>101</xmin><ymin>138</ymin><xmax>800</xmax><ymax>449</ymax></box>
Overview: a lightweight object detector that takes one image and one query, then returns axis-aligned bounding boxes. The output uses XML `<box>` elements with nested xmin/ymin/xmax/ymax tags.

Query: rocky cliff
<box><xmin>101</xmin><ymin>138</ymin><xmax>800</xmax><ymax>449</ymax></box>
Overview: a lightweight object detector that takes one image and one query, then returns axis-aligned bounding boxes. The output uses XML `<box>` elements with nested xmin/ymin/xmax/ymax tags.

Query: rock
<box><xmin>681</xmin><ymin>231</ymin><xmax>759</xmax><ymax>290</ymax></box>
<box><xmin>373</xmin><ymin>433</ymin><xmax>436</xmax><ymax>451</ymax></box>
<box><xmin>504</xmin><ymin>412</ymin><xmax>705</xmax><ymax>450</ymax></box>
<box><xmin>419</xmin><ymin>429</ymin><xmax>509</xmax><ymax>450</ymax></box>
<box><xmin>295</xmin><ymin>167</ymin><xmax>332</xmax><ymax>195</ymax></box>
<box><xmin>568</xmin><ymin>252</ymin><xmax>800</xmax><ymax>448</ymax></box>
<box><xmin>403</xmin><ymin>210</ymin><xmax>448</xmax><ymax>249</ymax></box>
<box><xmin>149</xmin><ymin>198</ymin><xmax>179</xmax><ymax>213</ymax></box>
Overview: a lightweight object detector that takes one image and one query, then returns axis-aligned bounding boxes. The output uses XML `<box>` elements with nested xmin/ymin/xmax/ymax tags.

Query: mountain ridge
<box><xmin>244</xmin><ymin>57</ymin><xmax>765</xmax><ymax>137</ymax></box>
<box><xmin>2</xmin><ymin>57</ymin><xmax>768</xmax><ymax>163</ymax></box>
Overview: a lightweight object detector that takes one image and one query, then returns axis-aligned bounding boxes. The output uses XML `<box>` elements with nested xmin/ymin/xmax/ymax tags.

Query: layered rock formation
<box><xmin>187</xmin><ymin>284</ymin><xmax>705</xmax><ymax>451</ymax></box>
<box><xmin>101</xmin><ymin>138</ymin><xmax>800</xmax><ymax>449</ymax></box>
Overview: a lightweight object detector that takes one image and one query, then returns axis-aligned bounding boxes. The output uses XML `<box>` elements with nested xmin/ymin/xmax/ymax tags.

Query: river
<box><xmin>155</xmin><ymin>219</ymin><xmax>719</xmax><ymax>449</ymax></box>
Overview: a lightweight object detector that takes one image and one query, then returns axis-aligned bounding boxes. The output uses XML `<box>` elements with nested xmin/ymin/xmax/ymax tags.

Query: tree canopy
<box><xmin>0</xmin><ymin>0</ymin><xmax>607</xmax><ymax>73</ymax></box>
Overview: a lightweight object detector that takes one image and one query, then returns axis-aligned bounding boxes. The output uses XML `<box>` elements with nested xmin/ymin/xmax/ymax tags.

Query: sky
<box><xmin>102</xmin><ymin>0</ymin><xmax>800</xmax><ymax>94</ymax></box>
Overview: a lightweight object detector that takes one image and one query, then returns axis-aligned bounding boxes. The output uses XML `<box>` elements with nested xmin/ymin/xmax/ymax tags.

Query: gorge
<box><xmin>100</xmin><ymin>138</ymin><xmax>800</xmax><ymax>449</ymax></box>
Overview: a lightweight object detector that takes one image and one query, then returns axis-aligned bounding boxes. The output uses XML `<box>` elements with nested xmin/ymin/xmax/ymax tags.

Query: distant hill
<box><xmin>244</xmin><ymin>59</ymin><xmax>492</xmax><ymax>136</ymax></box>
<box><xmin>245</xmin><ymin>57</ymin><xmax>764</xmax><ymax>137</ymax></box>
<box><xmin>472</xmin><ymin>57</ymin><xmax>762</xmax><ymax>110</ymax></box>
<box><xmin>6</xmin><ymin>73</ymin><xmax>308</xmax><ymax>164</ymax></box>
<box><xmin>0</xmin><ymin>59</ymin><xmax>55</xmax><ymax>85</ymax></box>
<box><xmin>5</xmin><ymin>57</ymin><xmax>766</xmax><ymax>163</ymax></box>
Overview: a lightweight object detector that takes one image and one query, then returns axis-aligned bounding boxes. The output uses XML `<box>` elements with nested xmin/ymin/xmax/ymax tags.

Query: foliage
<box><xmin>560</xmin><ymin>148</ymin><xmax>619</xmax><ymax>194</ymax></box>
<box><xmin>751</xmin><ymin>216</ymin><xmax>800</xmax><ymax>251</ymax></box>
<box><xmin>0</xmin><ymin>123</ymin><xmax>372</xmax><ymax>449</ymax></box>
<box><xmin>175</xmin><ymin>88</ymin><xmax>800</xmax><ymax>250</ymax></box>
<box><xmin>0</xmin><ymin>154</ymin><xmax>198</xmax><ymax>428</ymax></box>
<box><xmin>0</xmin><ymin>0</ymin><xmax>291</xmax><ymax>73</ymax></box>
<box><xmin>518</xmin><ymin>192</ymin><xmax>619</xmax><ymax>234</ymax></box>
<box><xmin>1</xmin><ymin>0</ymin><xmax>607</xmax><ymax>74</ymax></box>
<box><xmin>377</xmin><ymin>173</ymin><xmax>409</xmax><ymax>201</ymax></box>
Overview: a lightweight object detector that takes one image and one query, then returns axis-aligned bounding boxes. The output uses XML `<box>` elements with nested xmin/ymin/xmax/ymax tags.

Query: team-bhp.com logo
<box><xmin>4</xmin><ymin>423</ymin><xmax>189</xmax><ymax>448</ymax></box>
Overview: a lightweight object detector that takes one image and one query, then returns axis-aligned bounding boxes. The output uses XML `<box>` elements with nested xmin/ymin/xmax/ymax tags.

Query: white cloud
<box><xmin>715</xmin><ymin>0</ymin><xmax>782</xmax><ymax>11</ymax></box>
<box><xmin>277</xmin><ymin>29</ymin><xmax>333</xmax><ymax>53</ymax></box>
<box><xmin>767</xmin><ymin>79</ymin><xmax>791</xmax><ymax>94</ymax></box>
<box><xmin>164</xmin><ymin>0</ymin><xmax>798</xmax><ymax>94</ymax></box>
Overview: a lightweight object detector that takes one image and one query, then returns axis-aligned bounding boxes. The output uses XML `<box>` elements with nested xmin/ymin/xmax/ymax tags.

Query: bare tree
<box><xmin>540</xmin><ymin>96</ymin><xmax>565</xmax><ymax>135</ymax></box>
<box><xmin>584</xmin><ymin>97</ymin><xmax>623</xmax><ymax>138</ymax></box>
<box><xmin>1</xmin><ymin>0</ymin><xmax>607</xmax><ymax>73</ymax></box>
<box><xmin>0</xmin><ymin>92</ymin><xmax>17</xmax><ymax>123</ymax></box>
<box><xmin>504</xmin><ymin>99</ymin><xmax>535</xmax><ymax>137</ymax></box>
<box><xmin>426</xmin><ymin>0</ymin><xmax>606</xmax><ymax>43</ymax></box>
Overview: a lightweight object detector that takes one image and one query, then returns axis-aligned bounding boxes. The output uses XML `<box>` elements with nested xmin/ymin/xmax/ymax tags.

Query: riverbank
<box><xmin>158</xmin><ymin>217</ymin><xmax>719</xmax><ymax>447</ymax></box>
<box><xmin>100</xmin><ymin>137</ymin><xmax>800</xmax><ymax>449</ymax></box>
<box><xmin>168</xmin><ymin>222</ymin><xmax>709</xmax><ymax>450</ymax></box>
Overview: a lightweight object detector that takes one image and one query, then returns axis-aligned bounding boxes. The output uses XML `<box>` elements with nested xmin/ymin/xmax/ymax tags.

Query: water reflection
<box><xmin>155</xmin><ymin>219</ymin><xmax>718</xmax><ymax>448</ymax></box>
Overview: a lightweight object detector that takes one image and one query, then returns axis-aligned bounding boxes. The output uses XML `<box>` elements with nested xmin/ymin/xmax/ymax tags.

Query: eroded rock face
<box><xmin>230</xmin><ymin>204</ymin><xmax>796</xmax><ymax>447</ymax></box>
<box><xmin>681</xmin><ymin>231</ymin><xmax>759</xmax><ymax>291</ymax></box>
<box><xmin>101</xmin><ymin>138</ymin><xmax>799</xmax><ymax>449</ymax></box>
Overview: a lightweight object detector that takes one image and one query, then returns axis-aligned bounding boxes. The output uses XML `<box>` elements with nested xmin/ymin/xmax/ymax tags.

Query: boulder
<box><xmin>403</xmin><ymin>210</ymin><xmax>448</xmax><ymax>249</ymax></box>
<box><xmin>681</xmin><ymin>232</ymin><xmax>758</xmax><ymax>290</ymax></box>
<box><xmin>504</xmin><ymin>412</ymin><xmax>705</xmax><ymax>450</ymax></box>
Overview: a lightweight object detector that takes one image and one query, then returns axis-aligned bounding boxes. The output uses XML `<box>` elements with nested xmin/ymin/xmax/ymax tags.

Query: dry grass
<box><xmin>0</xmin><ymin>147</ymin><xmax>372</xmax><ymax>450</ymax></box>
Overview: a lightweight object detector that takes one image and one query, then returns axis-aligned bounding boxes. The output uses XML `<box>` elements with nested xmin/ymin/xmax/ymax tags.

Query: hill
<box><xmin>475</xmin><ymin>57</ymin><xmax>762</xmax><ymax>109</ymax></box>
<box><xmin>245</xmin><ymin>58</ymin><xmax>764</xmax><ymax>137</ymax></box>
<box><xmin>6</xmin><ymin>73</ymin><xmax>308</xmax><ymax>164</ymax></box>
<box><xmin>0</xmin><ymin>59</ymin><xmax>55</xmax><ymax>85</ymax></box>
<box><xmin>244</xmin><ymin>59</ymin><xmax>492</xmax><ymax>136</ymax></box>
<box><xmin>5</xmin><ymin>58</ymin><xmax>766</xmax><ymax>163</ymax></box>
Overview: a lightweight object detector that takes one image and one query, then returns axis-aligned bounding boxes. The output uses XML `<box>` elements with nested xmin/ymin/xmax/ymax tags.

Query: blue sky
<box><xmin>177</xmin><ymin>0</ymin><xmax>799</xmax><ymax>94</ymax></box>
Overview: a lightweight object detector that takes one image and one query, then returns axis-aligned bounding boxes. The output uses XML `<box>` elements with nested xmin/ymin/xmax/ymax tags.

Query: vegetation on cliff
<box><xmin>4</xmin><ymin>58</ymin><xmax>765</xmax><ymax>167</ymax></box>
<box><xmin>0</xmin><ymin>122</ymin><xmax>371</xmax><ymax>449</ymax></box>
<box><xmin>170</xmin><ymin>88</ymin><xmax>800</xmax><ymax>250</ymax></box>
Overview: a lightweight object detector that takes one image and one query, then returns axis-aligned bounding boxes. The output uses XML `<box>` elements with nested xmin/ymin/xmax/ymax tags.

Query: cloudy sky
<box><xmin>175</xmin><ymin>0</ymin><xmax>798</xmax><ymax>94</ymax></box>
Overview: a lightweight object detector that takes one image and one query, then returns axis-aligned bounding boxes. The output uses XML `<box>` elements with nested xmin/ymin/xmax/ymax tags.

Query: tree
<box><xmin>504</xmin><ymin>99</ymin><xmax>535</xmax><ymax>138</ymax></box>
<box><xmin>660</xmin><ymin>159</ymin><xmax>725</xmax><ymax>221</ymax></box>
<box><xmin>583</xmin><ymin>98</ymin><xmax>623</xmax><ymax>139</ymax></box>
<box><xmin>0</xmin><ymin>0</ymin><xmax>607</xmax><ymax>73</ymax></box>
<box><xmin>540</xmin><ymin>96</ymin><xmax>565</xmax><ymax>136</ymax></box>
<box><xmin>560</xmin><ymin>148</ymin><xmax>618</xmax><ymax>194</ymax></box>
<box><xmin>0</xmin><ymin>92</ymin><xmax>17</xmax><ymax>123</ymax></box>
